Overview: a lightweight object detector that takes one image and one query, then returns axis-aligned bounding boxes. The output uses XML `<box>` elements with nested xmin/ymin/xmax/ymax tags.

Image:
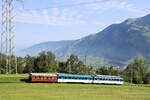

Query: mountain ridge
<box><xmin>18</xmin><ymin>14</ymin><xmax>150</xmax><ymax>66</ymax></box>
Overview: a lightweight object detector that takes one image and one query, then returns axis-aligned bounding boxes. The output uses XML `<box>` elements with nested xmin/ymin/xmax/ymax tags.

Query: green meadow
<box><xmin>0</xmin><ymin>83</ymin><xmax>150</xmax><ymax>100</ymax></box>
<box><xmin>0</xmin><ymin>74</ymin><xmax>150</xmax><ymax>100</ymax></box>
<box><xmin>0</xmin><ymin>74</ymin><xmax>28</xmax><ymax>82</ymax></box>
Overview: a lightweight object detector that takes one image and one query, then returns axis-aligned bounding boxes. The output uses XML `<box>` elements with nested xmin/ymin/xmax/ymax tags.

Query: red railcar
<box><xmin>29</xmin><ymin>73</ymin><xmax>57</xmax><ymax>82</ymax></box>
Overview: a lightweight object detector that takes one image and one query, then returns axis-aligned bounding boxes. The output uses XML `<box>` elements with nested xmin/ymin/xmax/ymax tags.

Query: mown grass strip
<box><xmin>0</xmin><ymin>74</ymin><xmax>28</xmax><ymax>82</ymax></box>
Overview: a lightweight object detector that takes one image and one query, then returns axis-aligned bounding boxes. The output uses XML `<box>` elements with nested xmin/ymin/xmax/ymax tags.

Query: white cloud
<box><xmin>117</xmin><ymin>2</ymin><xmax>143</xmax><ymax>14</ymax></box>
<box><xmin>15</xmin><ymin>8</ymin><xmax>87</xmax><ymax>26</ymax></box>
<box><xmin>0</xmin><ymin>0</ymin><xmax>147</xmax><ymax>27</ymax></box>
<box><xmin>78</xmin><ymin>0</ymin><xmax>145</xmax><ymax>14</ymax></box>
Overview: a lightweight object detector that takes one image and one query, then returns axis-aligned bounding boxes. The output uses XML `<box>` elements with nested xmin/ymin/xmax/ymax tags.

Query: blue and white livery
<box><xmin>56</xmin><ymin>74</ymin><xmax>123</xmax><ymax>85</ymax></box>
<box><xmin>93</xmin><ymin>75</ymin><xmax>123</xmax><ymax>85</ymax></box>
<box><xmin>57</xmin><ymin>74</ymin><xmax>93</xmax><ymax>83</ymax></box>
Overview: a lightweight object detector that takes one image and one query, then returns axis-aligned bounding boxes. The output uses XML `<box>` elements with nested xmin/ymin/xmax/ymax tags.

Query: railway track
<box><xmin>0</xmin><ymin>82</ymin><xmax>27</xmax><ymax>84</ymax></box>
<box><xmin>0</xmin><ymin>82</ymin><xmax>149</xmax><ymax>88</ymax></box>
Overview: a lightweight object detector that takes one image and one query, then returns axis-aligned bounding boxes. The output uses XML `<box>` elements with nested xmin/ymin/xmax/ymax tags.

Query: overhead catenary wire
<box><xmin>23</xmin><ymin>0</ymin><xmax>112</xmax><ymax>11</ymax></box>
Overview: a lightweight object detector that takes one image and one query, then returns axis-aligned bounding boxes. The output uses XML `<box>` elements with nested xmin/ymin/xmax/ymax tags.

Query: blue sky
<box><xmin>0</xmin><ymin>0</ymin><xmax>150</xmax><ymax>50</ymax></box>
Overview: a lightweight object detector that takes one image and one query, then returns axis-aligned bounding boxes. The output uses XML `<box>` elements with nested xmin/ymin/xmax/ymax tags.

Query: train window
<box><xmin>75</xmin><ymin>77</ymin><xmax>78</xmax><ymax>79</ymax></box>
<box><xmin>58</xmin><ymin>76</ymin><xmax>62</xmax><ymax>79</ymax></box>
<box><xmin>44</xmin><ymin>77</ymin><xmax>47</xmax><ymax>79</ymax></box>
<box><xmin>74</xmin><ymin>77</ymin><xmax>77</xmax><ymax>79</ymax></box>
<box><xmin>68</xmin><ymin>77</ymin><xmax>71</xmax><ymax>79</ymax></box>
<box><xmin>32</xmin><ymin>76</ymin><xmax>35</xmax><ymax>79</ymax></box>
<box><xmin>36</xmin><ymin>76</ymin><xmax>39</xmax><ymax>79</ymax></box>
<box><xmin>64</xmin><ymin>77</ymin><xmax>68</xmax><ymax>79</ymax></box>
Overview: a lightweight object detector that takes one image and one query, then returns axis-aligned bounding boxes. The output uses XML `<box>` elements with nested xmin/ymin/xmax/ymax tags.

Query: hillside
<box><xmin>18</xmin><ymin>40</ymin><xmax>74</xmax><ymax>59</ymax></box>
<box><xmin>19</xmin><ymin>14</ymin><xmax>150</xmax><ymax>66</ymax></box>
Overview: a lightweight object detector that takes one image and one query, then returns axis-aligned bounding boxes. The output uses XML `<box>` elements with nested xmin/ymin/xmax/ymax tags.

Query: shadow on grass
<box><xmin>20</xmin><ymin>79</ymin><xmax>30</xmax><ymax>83</ymax></box>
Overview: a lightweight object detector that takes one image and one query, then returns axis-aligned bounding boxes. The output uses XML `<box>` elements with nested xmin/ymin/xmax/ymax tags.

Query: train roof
<box><xmin>96</xmin><ymin>75</ymin><xmax>121</xmax><ymax>77</ymax></box>
<box><xmin>57</xmin><ymin>74</ymin><xmax>93</xmax><ymax>78</ymax></box>
<box><xmin>95</xmin><ymin>75</ymin><xmax>123</xmax><ymax>79</ymax></box>
<box><xmin>30</xmin><ymin>73</ymin><xmax>57</xmax><ymax>76</ymax></box>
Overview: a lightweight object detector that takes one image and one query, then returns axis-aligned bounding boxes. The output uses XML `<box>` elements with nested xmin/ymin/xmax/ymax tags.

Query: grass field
<box><xmin>0</xmin><ymin>74</ymin><xmax>28</xmax><ymax>82</ymax></box>
<box><xmin>0</xmin><ymin>74</ymin><xmax>150</xmax><ymax>100</ymax></box>
<box><xmin>0</xmin><ymin>83</ymin><xmax>150</xmax><ymax>100</ymax></box>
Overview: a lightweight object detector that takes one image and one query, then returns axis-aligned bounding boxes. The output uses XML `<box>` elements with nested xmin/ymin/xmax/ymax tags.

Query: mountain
<box><xmin>18</xmin><ymin>40</ymin><xmax>74</xmax><ymax>59</ymax></box>
<box><xmin>18</xmin><ymin>14</ymin><xmax>150</xmax><ymax>66</ymax></box>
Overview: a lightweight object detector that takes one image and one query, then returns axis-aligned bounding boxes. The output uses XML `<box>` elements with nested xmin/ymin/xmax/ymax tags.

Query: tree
<box><xmin>96</xmin><ymin>65</ymin><xmax>120</xmax><ymax>76</ymax></box>
<box><xmin>0</xmin><ymin>54</ymin><xmax>6</xmax><ymax>74</ymax></box>
<box><xmin>96</xmin><ymin>66</ymin><xmax>109</xmax><ymax>75</ymax></box>
<box><xmin>66</xmin><ymin>54</ymin><xmax>79</xmax><ymax>74</ymax></box>
<box><xmin>24</xmin><ymin>55</ymin><xmax>35</xmax><ymax>73</ymax></box>
<box><xmin>144</xmin><ymin>73</ymin><xmax>150</xmax><ymax>84</ymax></box>
<box><xmin>34</xmin><ymin>51</ymin><xmax>58</xmax><ymax>73</ymax></box>
<box><xmin>123</xmin><ymin>55</ymin><xmax>150</xmax><ymax>84</ymax></box>
<box><xmin>65</xmin><ymin>54</ymin><xmax>95</xmax><ymax>75</ymax></box>
<box><xmin>57</xmin><ymin>62</ymin><xmax>67</xmax><ymax>73</ymax></box>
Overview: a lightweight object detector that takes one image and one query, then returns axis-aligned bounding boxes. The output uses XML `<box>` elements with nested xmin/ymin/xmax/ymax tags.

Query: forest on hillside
<box><xmin>0</xmin><ymin>51</ymin><xmax>150</xmax><ymax>84</ymax></box>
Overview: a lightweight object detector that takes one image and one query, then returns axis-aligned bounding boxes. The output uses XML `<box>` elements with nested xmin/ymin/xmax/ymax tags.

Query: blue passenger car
<box><xmin>57</xmin><ymin>74</ymin><xmax>93</xmax><ymax>83</ymax></box>
<box><xmin>93</xmin><ymin>75</ymin><xmax>123</xmax><ymax>85</ymax></box>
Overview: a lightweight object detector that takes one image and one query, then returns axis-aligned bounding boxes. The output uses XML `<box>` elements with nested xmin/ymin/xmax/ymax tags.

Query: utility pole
<box><xmin>131</xmin><ymin>64</ymin><xmax>133</xmax><ymax>84</ymax></box>
<box><xmin>85</xmin><ymin>55</ymin><xmax>87</xmax><ymax>66</ymax></box>
<box><xmin>1</xmin><ymin>0</ymin><xmax>20</xmax><ymax>74</ymax></box>
<box><xmin>68</xmin><ymin>61</ymin><xmax>71</xmax><ymax>74</ymax></box>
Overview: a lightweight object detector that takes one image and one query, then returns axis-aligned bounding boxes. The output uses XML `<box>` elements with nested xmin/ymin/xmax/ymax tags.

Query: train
<box><xmin>29</xmin><ymin>73</ymin><xmax>124</xmax><ymax>85</ymax></box>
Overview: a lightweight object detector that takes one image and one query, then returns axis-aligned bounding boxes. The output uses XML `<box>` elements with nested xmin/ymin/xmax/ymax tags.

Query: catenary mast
<box><xmin>1</xmin><ymin>0</ymin><xmax>20</xmax><ymax>74</ymax></box>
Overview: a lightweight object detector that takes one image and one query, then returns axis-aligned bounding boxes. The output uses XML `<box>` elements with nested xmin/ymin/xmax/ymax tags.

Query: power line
<box><xmin>24</xmin><ymin>0</ymin><xmax>112</xmax><ymax>11</ymax></box>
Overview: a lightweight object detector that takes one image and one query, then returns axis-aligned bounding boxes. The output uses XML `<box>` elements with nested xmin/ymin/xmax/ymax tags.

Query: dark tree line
<box><xmin>0</xmin><ymin>52</ymin><xmax>94</xmax><ymax>75</ymax></box>
<box><xmin>0</xmin><ymin>52</ymin><xmax>150</xmax><ymax>84</ymax></box>
<box><xmin>122</xmin><ymin>56</ymin><xmax>150</xmax><ymax>84</ymax></box>
<box><xmin>58</xmin><ymin>54</ymin><xmax>95</xmax><ymax>75</ymax></box>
